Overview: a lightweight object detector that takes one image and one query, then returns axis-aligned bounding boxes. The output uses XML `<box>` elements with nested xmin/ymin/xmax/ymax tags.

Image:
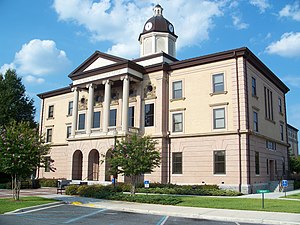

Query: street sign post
<box><xmin>257</xmin><ymin>190</ymin><xmax>270</xmax><ymax>208</ymax></box>
<box><xmin>282</xmin><ymin>180</ymin><xmax>288</xmax><ymax>197</ymax></box>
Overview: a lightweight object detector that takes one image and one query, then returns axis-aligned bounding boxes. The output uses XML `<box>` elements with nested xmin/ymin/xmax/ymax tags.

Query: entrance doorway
<box><xmin>88</xmin><ymin>149</ymin><xmax>99</xmax><ymax>181</ymax></box>
<box><xmin>72</xmin><ymin>150</ymin><xmax>83</xmax><ymax>180</ymax></box>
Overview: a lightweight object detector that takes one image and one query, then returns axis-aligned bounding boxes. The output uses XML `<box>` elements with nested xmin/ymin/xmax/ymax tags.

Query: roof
<box><xmin>37</xmin><ymin>86</ymin><xmax>71</xmax><ymax>99</ymax></box>
<box><xmin>287</xmin><ymin>124</ymin><xmax>299</xmax><ymax>131</ymax></box>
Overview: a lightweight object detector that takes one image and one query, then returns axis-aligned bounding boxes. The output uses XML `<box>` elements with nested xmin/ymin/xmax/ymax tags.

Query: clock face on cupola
<box><xmin>138</xmin><ymin>4</ymin><xmax>178</xmax><ymax>58</ymax></box>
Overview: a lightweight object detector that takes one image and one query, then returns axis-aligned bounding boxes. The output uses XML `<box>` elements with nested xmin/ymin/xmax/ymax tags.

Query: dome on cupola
<box><xmin>139</xmin><ymin>4</ymin><xmax>177</xmax><ymax>41</ymax></box>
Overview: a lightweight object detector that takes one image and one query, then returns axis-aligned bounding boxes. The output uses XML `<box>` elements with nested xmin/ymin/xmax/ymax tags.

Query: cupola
<box><xmin>139</xmin><ymin>4</ymin><xmax>177</xmax><ymax>58</ymax></box>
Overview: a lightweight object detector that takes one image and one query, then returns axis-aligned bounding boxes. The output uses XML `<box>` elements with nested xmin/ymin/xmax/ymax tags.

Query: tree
<box><xmin>0</xmin><ymin>121</ymin><xmax>51</xmax><ymax>200</ymax></box>
<box><xmin>290</xmin><ymin>155</ymin><xmax>300</xmax><ymax>174</ymax></box>
<box><xmin>107</xmin><ymin>134</ymin><xmax>161</xmax><ymax>194</ymax></box>
<box><xmin>0</xmin><ymin>69</ymin><xmax>35</xmax><ymax>127</ymax></box>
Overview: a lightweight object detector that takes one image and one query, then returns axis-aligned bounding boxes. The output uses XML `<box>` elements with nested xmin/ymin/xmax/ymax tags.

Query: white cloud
<box><xmin>282</xmin><ymin>75</ymin><xmax>300</xmax><ymax>88</ymax></box>
<box><xmin>232</xmin><ymin>15</ymin><xmax>249</xmax><ymax>30</ymax></box>
<box><xmin>266</xmin><ymin>32</ymin><xmax>300</xmax><ymax>57</ymax></box>
<box><xmin>279</xmin><ymin>1</ymin><xmax>300</xmax><ymax>21</ymax></box>
<box><xmin>0</xmin><ymin>39</ymin><xmax>71</xmax><ymax>84</ymax></box>
<box><xmin>249</xmin><ymin>0</ymin><xmax>270</xmax><ymax>13</ymax></box>
<box><xmin>53</xmin><ymin>0</ymin><xmax>223</xmax><ymax>58</ymax></box>
<box><xmin>24</xmin><ymin>75</ymin><xmax>45</xmax><ymax>84</ymax></box>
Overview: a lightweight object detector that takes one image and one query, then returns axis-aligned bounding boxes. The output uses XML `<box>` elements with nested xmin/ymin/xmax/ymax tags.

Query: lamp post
<box><xmin>112</xmin><ymin>129</ymin><xmax>117</xmax><ymax>187</ymax></box>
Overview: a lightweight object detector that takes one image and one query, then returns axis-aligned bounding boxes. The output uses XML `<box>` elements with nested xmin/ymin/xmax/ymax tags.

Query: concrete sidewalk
<box><xmin>39</xmin><ymin>191</ymin><xmax>300</xmax><ymax>225</ymax></box>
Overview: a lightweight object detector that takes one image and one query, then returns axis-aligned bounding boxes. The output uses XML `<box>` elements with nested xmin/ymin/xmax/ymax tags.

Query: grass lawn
<box><xmin>285</xmin><ymin>193</ymin><xmax>300</xmax><ymax>199</ymax></box>
<box><xmin>177</xmin><ymin>196</ymin><xmax>300</xmax><ymax>213</ymax></box>
<box><xmin>0</xmin><ymin>197</ymin><xmax>58</xmax><ymax>214</ymax></box>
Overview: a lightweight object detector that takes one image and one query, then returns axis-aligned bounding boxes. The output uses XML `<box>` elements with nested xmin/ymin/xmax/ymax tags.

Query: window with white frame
<box><xmin>68</xmin><ymin>101</ymin><xmax>73</xmax><ymax>116</ymax></box>
<box><xmin>109</xmin><ymin>109</ymin><xmax>117</xmax><ymax>127</ymax></box>
<box><xmin>214</xmin><ymin>150</ymin><xmax>225</xmax><ymax>174</ymax></box>
<box><xmin>213</xmin><ymin>108</ymin><xmax>225</xmax><ymax>129</ymax></box>
<box><xmin>48</xmin><ymin>105</ymin><xmax>54</xmax><ymax>118</ymax></box>
<box><xmin>145</xmin><ymin>103</ymin><xmax>154</xmax><ymax>127</ymax></box>
<box><xmin>93</xmin><ymin>111</ymin><xmax>100</xmax><ymax>128</ymax></box>
<box><xmin>172</xmin><ymin>81</ymin><xmax>182</xmax><ymax>99</ymax></box>
<box><xmin>78</xmin><ymin>113</ymin><xmax>85</xmax><ymax>130</ymax></box>
<box><xmin>128</xmin><ymin>106</ymin><xmax>134</xmax><ymax>127</ymax></box>
<box><xmin>213</xmin><ymin>73</ymin><xmax>224</xmax><ymax>93</ymax></box>
<box><xmin>172</xmin><ymin>113</ymin><xmax>183</xmax><ymax>132</ymax></box>
<box><xmin>46</xmin><ymin>128</ymin><xmax>53</xmax><ymax>143</ymax></box>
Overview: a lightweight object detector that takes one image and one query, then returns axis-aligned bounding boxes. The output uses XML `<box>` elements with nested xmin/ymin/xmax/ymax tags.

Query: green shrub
<box><xmin>294</xmin><ymin>180</ymin><xmax>300</xmax><ymax>189</ymax></box>
<box><xmin>77</xmin><ymin>185</ymin><xmax>119</xmax><ymax>198</ymax></box>
<box><xmin>65</xmin><ymin>185</ymin><xmax>79</xmax><ymax>195</ymax></box>
<box><xmin>0</xmin><ymin>183</ymin><xmax>8</xmax><ymax>189</ymax></box>
<box><xmin>38</xmin><ymin>178</ymin><xmax>58</xmax><ymax>187</ymax></box>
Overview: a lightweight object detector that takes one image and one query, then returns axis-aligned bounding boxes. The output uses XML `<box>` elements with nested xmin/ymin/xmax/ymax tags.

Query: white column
<box><xmin>86</xmin><ymin>84</ymin><xmax>95</xmax><ymax>135</ymax></box>
<box><xmin>121</xmin><ymin>75</ymin><xmax>129</xmax><ymax>133</ymax></box>
<box><xmin>102</xmin><ymin>80</ymin><xmax>111</xmax><ymax>133</ymax></box>
<box><xmin>71</xmin><ymin>87</ymin><xmax>79</xmax><ymax>137</ymax></box>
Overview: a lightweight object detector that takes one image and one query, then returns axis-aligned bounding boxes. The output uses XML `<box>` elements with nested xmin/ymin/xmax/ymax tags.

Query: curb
<box><xmin>4</xmin><ymin>201</ymin><xmax>64</xmax><ymax>214</ymax></box>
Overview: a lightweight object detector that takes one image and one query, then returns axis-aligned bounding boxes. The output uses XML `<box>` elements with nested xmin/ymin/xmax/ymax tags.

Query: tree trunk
<box><xmin>131</xmin><ymin>175</ymin><xmax>137</xmax><ymax>195</ymax></box>
<box><xmin>12</xmin><ymin>174</ymin><xmax>21</xmax><ymax>200</ymax></box>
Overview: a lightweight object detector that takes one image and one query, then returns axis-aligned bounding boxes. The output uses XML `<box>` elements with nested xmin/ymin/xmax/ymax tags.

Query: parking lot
<box><xmin>0</xmin><ymin>204</ymin><xmax>260</xmax><ymax>225</ymax></box>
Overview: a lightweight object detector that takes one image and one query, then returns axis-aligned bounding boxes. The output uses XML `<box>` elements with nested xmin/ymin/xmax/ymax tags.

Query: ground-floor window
<box><xmin>46</xmin><ymin>128</ymin><xmax>52</xmax><ymax>143</ymax></box>
<box><xmin>172</xmin><ymin>152</ymin><xmax>182</xmax><ymax>174</ymax></box>
<box><xmin>214</xmin><ymin>150</ymin><xmax>225</xmax><ymax>174</ymax></box>
<box><xmin>255</xmin><ymin>152</ymin><xmax>260</xmax><ymax>175</ymax></box>
<box><xmin>44</xmin><ymin>156</ymin><xmax>51</xmax><ymax>172</ymax></box>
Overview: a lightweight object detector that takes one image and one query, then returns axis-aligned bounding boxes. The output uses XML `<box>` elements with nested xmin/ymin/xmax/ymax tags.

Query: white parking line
<box><xmin>64</xmin><ymin>209</ymin><xmax>107</xmax><ymax>224</ymax></box>
<box><xmin>10</xmin><ymin>204</ymin><xmax>64</xmax><ymax>214</ymax></box>
<box><xmin>156</xmin><ymin>215</ymin><xmax>169</xmax><ymax>225</ymax></box>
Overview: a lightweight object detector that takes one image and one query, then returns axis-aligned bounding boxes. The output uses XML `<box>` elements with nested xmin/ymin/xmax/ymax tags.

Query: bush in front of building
<box><xmin>65</xmin><ymin>185</ymin><xmax>79</xmax><ymax>195</ymax></box>
<box><xmin>38</xmin><ymin>178</ymin><xmax>58</xmax><ymax>187</ymax></box>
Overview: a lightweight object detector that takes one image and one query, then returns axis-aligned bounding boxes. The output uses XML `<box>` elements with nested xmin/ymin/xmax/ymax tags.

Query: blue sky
<box><xmin>1</xmin><ymin>0</ymin><xmax>300</xmax><ymax>130</ymax></box>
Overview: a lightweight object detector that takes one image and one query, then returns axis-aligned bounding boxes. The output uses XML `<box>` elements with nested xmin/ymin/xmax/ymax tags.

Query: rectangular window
<box><xmin>128</xmin><ymin>106</ymin><xmax>134</xmax><ymax>127</ymax></box>
<box><xmin>213</xmin><ymin>108</ymin><xmax>225</xmax><ymax>129</ymax></box>
<box><xmin>46</xmin><ymin>128</ymin><xmax>52</xmax><ymax>143</ymax></box>
<box><xmin>213</xmin><ymin>73</ymin><xmax>224</xmax><ymax>93</ymax></box>
<box><xmin>93</xmin><ymin>111</ymin><xmax>100</xmax><ymax>128</ymax></box>
<box><xmin>253</xmin><ymin>111</ymin><xmax>258</xmax><ymax>132</ymax></box>
<box><xmin>172</xmin><ymin>152</ymin><xmax>182</xmax><ymax>174</ymax></box>
<box><xmin>252</xmin><ymin>77</ymin><xmax>257</xmax><ymax>96</ymax></box>
<box><xmin>255</xmin><ymin>151</ymin><xmax>260</xmax><ymax>175</ymax></box>
<box><xmin>78</xmin><ymin>113</ymin><xmax>85</xmax><ymax>130</ymax></box>
<box><xmin>264</xmin><ymin>87</ymin><xmax>273</xmax><ymax>120</ymax></box>
<box><xmin>280</xmin><ymin>124</ymin><xmax>284</xmax><ymax>141</ymax></box>
<box><xmin>172</xmin><ymin>113</ymin><xmax>183</xmax><ymax>132</ymax></box>
<box><xmin>109</xmin><ymin>109</ymin><xmax>117</xmax><ymax>127</ymax></box>
<box><xmin>278</xmin><ymin>97</ymin><xmax>282</xmax><ymax>113</ymax></box>
<box><xmin>266</xmin><ymin>159</ymin><xmax>269</xmax><ymax>175</ymax></box>
<box><xmin>68</xmin><ymin>101</ymin><xmax>73</xmax><ymax>116</ymax></box>
<box><xmin>214</xmin><ymin>150</ymin><xmax>225</xmax><ymax>174</ymax></box>
<box><xmin>172</xmin><ymin>81</ymin><xmax>182</xmax><ymax>99</ymax></box>
<box><xmin>48</xmin><ymin>105</ymin><xmax>54</xmax><ymax>118</ymax></box>
<box><xmin>145</xmin><ymin>103</ymin><xmax>154</xmax><ymax>127</ymax></box>
<box><xmin>66</xmin><ymin>126</ymin><xmax>71</xmax><ymax>138</ymax></box>
<box><xmin>45</xmin><ymin>156</ymin><xmax>51</xmax><ymax>172</ymax></box>
<box><xmin>266</xmin><ymin>140</ymin><xmax>276</xmax><ymax>150</ymax></box>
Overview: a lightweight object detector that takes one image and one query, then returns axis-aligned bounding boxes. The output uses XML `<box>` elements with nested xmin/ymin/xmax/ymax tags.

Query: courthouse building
<box><xmin>287</xmin><ymin>124</ymin><xmax>299</xmax><ymax>157</ymax></box>
<box><xmin>38</xmin><ymin>5</ymin><xmax>290</xmax><ymax>193</ymax></box>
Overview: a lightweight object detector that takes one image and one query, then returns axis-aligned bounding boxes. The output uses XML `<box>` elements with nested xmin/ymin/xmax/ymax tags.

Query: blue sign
<box><xmin>144</xmin><ymin>180</ymin><xmax>150</xmax><ymax>188</ymax></box>
<box><xmin>111</xmin><ymin>178</ymin><xmax>115</xmax><ymax>184</ymax></box>
<box><xmin>282</xmin><ymin>180</ymin><xmax>288</xmax><ymax>187</ymax></box>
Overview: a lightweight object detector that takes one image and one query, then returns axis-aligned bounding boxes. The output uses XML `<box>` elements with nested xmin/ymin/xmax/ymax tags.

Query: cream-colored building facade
<box><xmin>38</xmin><ymin>5</ymin><xmax>290</xmax><ymax>193</ymax></box>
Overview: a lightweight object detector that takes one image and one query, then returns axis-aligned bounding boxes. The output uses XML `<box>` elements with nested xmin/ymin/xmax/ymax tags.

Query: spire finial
<box><xmin>153</xmin><ymin>4</ymin><xmax>163</xmax><ymax>16</ymax></box>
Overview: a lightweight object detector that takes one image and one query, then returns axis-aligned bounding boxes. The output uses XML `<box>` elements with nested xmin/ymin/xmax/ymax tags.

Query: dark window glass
<box><xmin>266</xmin><ymin>159</ymin><xmax>269</xmax><ymax>175</ymax></box>
<box><xmin>45</xmin><ymin>156</ymin><xmax>51</xmax><ymax>172</ymax></box>
<box><xmin>173</xmin><ymin>113</ymin><xmax>183</xmax><ymax>132</ymax></box>
<box><xmin>214</xmin><ymin>151</ymin><xmax>225</xmax><ymax>174</ymax></box>
<box><xmin>172</xmin><ymin>81</ymin><xmax>182</xmax><ymax>99</ymax></box>
<box><xmin>68</xmin><ymin>101</ymin><xmax>73</xmax><ymax>116</ymax></box>
<box><xmin>93</xmin><ymin>111</ymin><xmax>100</xmax><ymax>128</ymax></box>
<box><xmin>252</xmin><ymin>77</ymin><xmax>257</xmax><ymax>96</ymax></box>
<box><xmin>255</xmin><ymin>151</ymin><xmax>260</xmax><ymax>175</ymax></box>
<box><xmin>253</xmin><ymin>111</ymin><xmax>258</xmax><ymax>132</ymax></box>
<box><xmin>66</xmin><ymin>126</ymin><xmax>71</xmax><ymax>138</ymax></box>
<box><xmin>78</xmin><ymin>113</ymin><xmax>85</xmax><ymax>130</ymax></box>
<box><xmin>48</xmin><ymin>105</ymin><xmax>54</xmax><ymax>118</ymax></box>
<box><xmin>264</xmin><ymin>87</ymin><xmax>274</xmax><ymax>120</ymax></box>
<box><xmin>129</xmin><ymin>107</ymin><xmax>134</xmax><ymax>127</ymax></box>
<box><xmin>280</xmin><ymin>124</ymin><xmax>284</xmax><ymax>141</ymax></box>
<box><xmin>46</xmin><ymin>129</ymin><xmax>52</xmax><ymax>143</ymax></box>
<box><xmin>172</xmin><ymin>152</ymin><xmax>182</xmax><ymax>174</ymax></box>
<box><xmin>145</xmin><ymin>103</ymin><xmax>154</xmax><ymax>127</ymax></box>
<box><xmin>109</xmin><ymin>109</ymin><xmax>117</xmax><ymax>127</ymax></box>
<box><xmin>278</xmin><ymin>97</ymin><xmax>282</xmax><ymax>113</ymax></box>
<box><xmin>213</xmin><ymin>74</ymin><xmax>224</xmax><ymax>93</ymax></box>
<box><xmin>213</xmin><ymin>108</ymin><xmax>225</xmax><ymax>129</ymax></box>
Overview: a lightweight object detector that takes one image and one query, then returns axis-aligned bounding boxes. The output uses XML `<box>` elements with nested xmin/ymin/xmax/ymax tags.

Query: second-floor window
<box><xmin>145</xmin><ymin>103</ymin><xmax>154</xmax><ymax>127</ymax></box>
<box><xmin>93</xmin><ymin>111</ymin><xmax>100</xmax><ymax>128</ymax></box>
<box><xmin>253</xmin><ymin>111</ymin><xmax>258</xmax><ymax>132</ymax></box>
<box><xmin>252</xmin><ymin>77</ymin><xmax>257</xmax><ymax>96</ymax></box>
<box><xmin>46</xmin><ymin>128</ymin><xmax>52</xmax><ymax>143</ymax></box>
<box><xmin>109</xmin><ymin>109</ymin><xmax>117</xmax><ymax>127</ymax></box>
<box><xmin>172</xmin><ymin>113</ymin><xmax>183</xmax><ymax>132</ymax></box>
<box><xmin>280</xmin><ymin>124</ymin><xmax>284</xmax><ymax>141</ymax></box>
<box><xmin>213</xmin><ymin>108</ymin><xmax>225</xmax><ymax>129</ymax></box>
<box><xmin>264</xmin><ymin>87</ymin><xmax>273</xmax><ymax>120</ymax></box>
<box><xmin>129</xmin><ymin>106</ymin><xmax>134</xmax><ymax>127</ymax></box>
<box><xmin>78</xmin><ymin>113</ymin><xmax>85</xmax><ymax>130</ymax></box>
<box><xmin>213</xmin><ymin>73</ymin><xmax>224</xmax><ymax>93</ymax></box>
<box><xmin>48</xmin><ymin>105</ymin><xmax>54</xmax><ymax>118</ymax></box>
<box><xmin>172</xmin><ymin>81</ymin><xmax>182</xmax><ymax>99</ymax></box>
<box><xmin>278</xmin><ymin>97</ymin><xmax>282</xmax><ymax>113</ymax></box>
<box><xmin>68</xmin><ymin>101</ymin><xmax>73</xmax><ymax>116</ymax></box>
